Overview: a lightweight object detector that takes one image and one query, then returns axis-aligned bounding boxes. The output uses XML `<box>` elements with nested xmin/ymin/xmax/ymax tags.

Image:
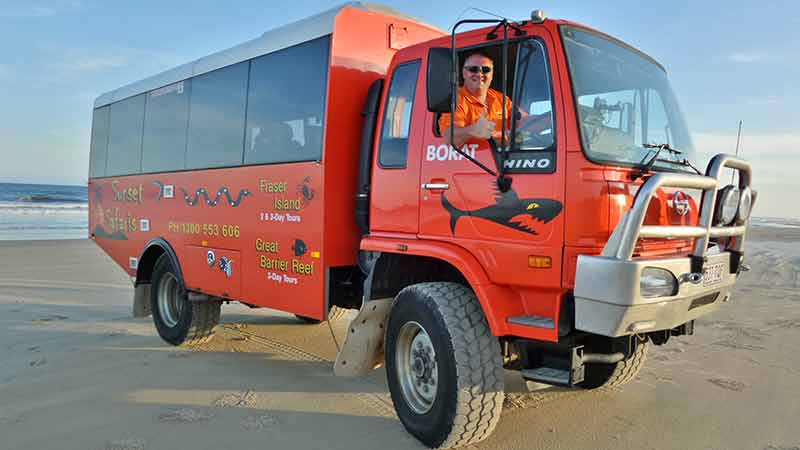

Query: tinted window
<box><xmin>245</xmin><ymin>37</ymin><xmax>330</xmax><ymax>165</ymax></box>
<box><xmin>142</xmin><ymin>80</ymin><xmax>190</xmax><ymax>172</ymax></box>
<box><xmin>186</xmin><ymin>62</ymin><xmax>249</xmax><ymax>169</ymax></box>
<box><xmin>378</xmin><ymin>61</ymin><xmax>420</xmax><ymax>168</ymax></box>
<box><xmin>106</xmin><ymin>94</ymin><xmax>146</xmax><ymax>176</ymax></box>
<box><xmin>89</xmin><ymin>106</ymin><xmax>110</xmax><ymax>178</ymax></box>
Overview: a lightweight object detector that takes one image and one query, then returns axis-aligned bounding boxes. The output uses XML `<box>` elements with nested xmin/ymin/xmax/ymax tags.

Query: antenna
<box><xmin>449</xmin><ymin>7</ymin><xmax>506</xmax><ymax>30</ymax></box>
<box><xmin>732</xmin><ymin>120</ymin><xmax>742</xmax><ymax>184</ymax></box>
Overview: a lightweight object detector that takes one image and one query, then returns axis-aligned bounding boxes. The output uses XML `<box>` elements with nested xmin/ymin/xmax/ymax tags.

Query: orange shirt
<box><xmin>438</xmin><ymin>87</ymin><xmax>513</xmax><ymax>140</ymax></box>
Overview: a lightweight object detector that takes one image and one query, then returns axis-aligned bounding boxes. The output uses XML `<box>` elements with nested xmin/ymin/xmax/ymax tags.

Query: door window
<box><xmin>378</xmin><ymin>61</ymin><xmax>420</xmax><ymax>168</ymax></box>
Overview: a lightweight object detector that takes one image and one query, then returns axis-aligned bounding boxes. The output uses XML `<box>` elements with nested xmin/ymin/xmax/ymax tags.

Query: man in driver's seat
<box><xmin>439</xmin><ymin>51</ymin><xmax>513</xmax><ymax>148</ymax></box>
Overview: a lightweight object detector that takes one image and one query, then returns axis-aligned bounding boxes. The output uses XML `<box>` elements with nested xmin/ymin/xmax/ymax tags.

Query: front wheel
<box><xmin>150</xmin><ymin>255</ymin><xmax>220</xmax><ymax>347</ymax></box>
<box><xmin>581</xmin><ymin>336</ymin><xmax>649</xmax><ymax>389</ymax></box>
<box><xmin>385</xmin><ymin>282</ymin><xmax>504</xmax><ymax>449</ymax></box>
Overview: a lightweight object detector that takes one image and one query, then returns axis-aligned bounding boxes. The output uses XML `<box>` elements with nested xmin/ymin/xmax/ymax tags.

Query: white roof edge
<box><xmin>94</xmin><ymin>2</ymin><xmax>443</xmax><ymax>109</ymax></box>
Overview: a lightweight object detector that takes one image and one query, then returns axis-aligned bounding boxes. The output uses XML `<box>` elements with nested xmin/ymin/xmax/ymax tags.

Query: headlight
<box><xmin>714</xmin><ymin>185</ymin><xmax>739</xmax><ymax>226</ymax></box>
<box><xmin>640</xmin><ymin>267</ymin><xmax>678</xmax><ymax>298</ymax></box>
<box><xmin>736</xmin><ymin>187</ymin><xmax>753</xmax><ymax>224</ymax></box>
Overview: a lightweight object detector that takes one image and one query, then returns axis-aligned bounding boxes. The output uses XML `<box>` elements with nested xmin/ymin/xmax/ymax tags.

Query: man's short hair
<box><xmin>462</xmin><ymin>51</ymin><xmax>493</xmax><ymax>67</ymax></box>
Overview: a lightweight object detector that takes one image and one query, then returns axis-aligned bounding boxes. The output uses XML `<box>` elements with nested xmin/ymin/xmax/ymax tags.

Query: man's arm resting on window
<box><xmin>446</xmin><ymin>124</ymin><xmax>481</xmax><ymax>148</ymax></box>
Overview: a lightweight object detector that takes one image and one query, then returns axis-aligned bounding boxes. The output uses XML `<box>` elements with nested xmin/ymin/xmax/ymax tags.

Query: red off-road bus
<box><xmin>88</xmin><ymin>4</ymin><xmax>755</xmax><ymax>448</ymax></box>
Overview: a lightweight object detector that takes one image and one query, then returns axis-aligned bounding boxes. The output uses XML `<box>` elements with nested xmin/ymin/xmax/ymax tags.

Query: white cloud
<box><xmin>0</xmin><ymin>1</ymin><xmax>82</xmax><ymax>18</ymax></box>
<box><xmin>0</xmin><ymin>5</ymin><xmax>56</xmax><ymax>18</ymax></box>
<box><xmin>53</xmin><ymin>55</ymin><xmax>130</xmax><ymax>74</ymax></box>
<box><xmin>728</xmin><ymin>51</ymin><xmax>770</xmax><ymax>63</ymax></box>
<box><xmin>0</xmin><ymin>64</ymin><xmax>9</xmax><ymax>78</ymax></box>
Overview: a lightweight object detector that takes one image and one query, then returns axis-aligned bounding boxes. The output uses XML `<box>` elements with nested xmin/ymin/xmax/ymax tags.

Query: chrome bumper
<box><xmin>574</xmin><ymin>154</ymin><xmax>753</xmax><ymax>337</ymax></box>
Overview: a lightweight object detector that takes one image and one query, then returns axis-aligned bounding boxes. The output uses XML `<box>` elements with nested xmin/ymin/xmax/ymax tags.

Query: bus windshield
<box><xmin>560</xmin><ymin>25</ymin><xmax>696</xmax><ymax>171</ymax></box>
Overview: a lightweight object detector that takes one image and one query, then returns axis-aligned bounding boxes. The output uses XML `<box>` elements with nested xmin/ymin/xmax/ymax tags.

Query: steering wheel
<box><xmin>516</xmin><ymin>113</ymin><xmax>552</xmax><ymax>147</ymax></box>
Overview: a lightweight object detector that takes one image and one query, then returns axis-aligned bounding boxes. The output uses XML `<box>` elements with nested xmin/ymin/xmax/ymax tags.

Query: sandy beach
<box><xmin>0</xmin><ymin>231</ymin><xmax>798</xmax><ymax>450</ymax></box>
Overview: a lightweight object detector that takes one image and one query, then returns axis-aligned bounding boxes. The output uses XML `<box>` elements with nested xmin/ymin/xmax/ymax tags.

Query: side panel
<box><xmin>89</xmin><ymin>164</ymin><xmax>326</xmax><ymax>319</ymax></box>
<box><xmin>183</xmin><ymin>246</ymin><xmax>241</xmax><ymax>299</ymax></box>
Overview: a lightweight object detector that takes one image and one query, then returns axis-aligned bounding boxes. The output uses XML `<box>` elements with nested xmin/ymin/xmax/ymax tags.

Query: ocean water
<box><xmin>0</xmin><ymin>182</ymin><xmax>88</xmax><ymax>240</ymax></box>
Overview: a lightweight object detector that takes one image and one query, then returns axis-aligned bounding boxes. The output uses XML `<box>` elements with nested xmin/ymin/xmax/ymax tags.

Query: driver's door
<box><xmin>418</xmin><ymin>31</ymin><xmax>567</xmax><ymax>294</ymax></box>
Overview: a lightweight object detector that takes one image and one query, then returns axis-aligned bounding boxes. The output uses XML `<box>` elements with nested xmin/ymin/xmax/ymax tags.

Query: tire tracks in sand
<box><xmin>217</xmin><ymin>324</ymin><xmax>593</xmax><ymax>417</ymax></box>
<box><xmin>218</xmin><ymin>324</ymin><xmax>397</xmax><ymax>419</ymax></box>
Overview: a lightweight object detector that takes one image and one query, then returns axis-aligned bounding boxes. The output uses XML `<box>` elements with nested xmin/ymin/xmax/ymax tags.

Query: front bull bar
<box><xmin>573</xmin><ymin>154</ymin><xmax>754</xmax><ymax>337</ymax></box>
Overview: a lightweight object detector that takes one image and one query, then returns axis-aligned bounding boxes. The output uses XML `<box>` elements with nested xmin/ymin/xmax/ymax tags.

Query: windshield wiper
<box><xmin>641</xmin><ymin>142</ymin><xmax>682</xmax><ymax>163</ymax></box>
<box><xmin>631</xmin><ymin>143</ymin><xmax>699</xmax><ymax>180</ymax></box>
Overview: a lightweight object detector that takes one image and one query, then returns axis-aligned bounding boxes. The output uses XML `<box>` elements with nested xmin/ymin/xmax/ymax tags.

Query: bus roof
<box><xmin>93</xmin><ymin>2</ymin><xmax>443</xmax><ymax>109</ymax></box>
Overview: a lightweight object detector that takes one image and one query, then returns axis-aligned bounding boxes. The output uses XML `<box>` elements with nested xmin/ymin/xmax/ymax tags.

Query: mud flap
<box><xmin>133</xmin><ymin>284</ymin><xmax>151</xmax><ymax>318</ymax></box>
<box><xmin>333</xmin><ymin>298</ymin><xmax>392</xmax><ymax>376</ymax></box>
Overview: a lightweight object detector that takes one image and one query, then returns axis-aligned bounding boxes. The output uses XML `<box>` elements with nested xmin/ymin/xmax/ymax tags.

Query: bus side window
<box><xmin>378</xmin><ymin>60</ymin><xmax>420</xmax><ymax>168</ymax></box>
<box><xmin>141</xmin><ymin>81</ymin><xmax>191</xmax><ymax>173</ymax></box>
<box><xmin>106</xmin><ymin>94</ymin><xmax>145</xmax><ymax>176</ymax></box>
<box><xmin>245</xmin><ymin>37</ymin><xmax>330</xmax><ymax>165</ymax></box>
<box><xmin>89</xmin><ymin>106</ymin><xmax>110</xmax><ymax>178</ymax></box>
<box><xmin>186</xmin><ymin>61</ymin><xmax>249</xmax><ymax>170</ymax></box>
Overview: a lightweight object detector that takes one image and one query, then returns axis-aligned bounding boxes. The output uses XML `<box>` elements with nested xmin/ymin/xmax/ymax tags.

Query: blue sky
<box><xmin>0</xmin><ymin>0</ymin><xmax>796</xmax><ymax>217</ymax></box>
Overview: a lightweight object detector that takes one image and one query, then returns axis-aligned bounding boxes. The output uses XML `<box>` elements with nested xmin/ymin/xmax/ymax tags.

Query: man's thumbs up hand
<box><xmin>469</xmin><ymin>112</ymin><xmax>495</xmax><ymax>140</ymax></box>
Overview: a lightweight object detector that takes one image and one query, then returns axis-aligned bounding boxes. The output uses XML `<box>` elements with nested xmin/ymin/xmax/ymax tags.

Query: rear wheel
<box><xmin>581</xmin><ymin>336</ymin><xmax>649</xmax><ymax>389</ymax></box>
<box><xmin>294</xmin><ymin>305</ymin><xmax>347</xmax><ymax>324</ymax></box>
<box><xmin>385</xmin><ymin>282</ymin><xmax>504</xmax><ymax>449</ymax></box>
<box><xmin>150</xmin><ymin>255</ymin><xmax>220</xmax><ymax>347</ymax></box>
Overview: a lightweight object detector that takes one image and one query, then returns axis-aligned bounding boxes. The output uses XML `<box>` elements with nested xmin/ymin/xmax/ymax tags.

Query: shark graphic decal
<box><xmin>441</xmin><ymin>185</ymin><xmax>562</xmax><ymax>235</ymax></box>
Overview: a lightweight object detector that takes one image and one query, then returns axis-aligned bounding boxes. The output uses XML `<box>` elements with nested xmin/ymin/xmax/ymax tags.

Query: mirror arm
<box><xmin>497</xmin><ymin>20</ymin><xmax>511</xmax><ymax>192</ymax></box>
<box><xmin>449</xmin><ymin>19</ymin><xmax>502</xmax><ymax>179</ymax></box>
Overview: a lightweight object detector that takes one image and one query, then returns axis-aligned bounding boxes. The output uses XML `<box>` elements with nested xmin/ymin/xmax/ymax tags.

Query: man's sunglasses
<box><xmin>464</xmin><ymin>65</ymin><xmax>492</xmax><ymax>74</ymax></box>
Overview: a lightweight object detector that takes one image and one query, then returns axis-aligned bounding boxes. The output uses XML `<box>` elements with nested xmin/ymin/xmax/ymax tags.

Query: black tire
<box><xmin>385</xmin><ymin>282</ymin><xmax>504</xmax><ymax>449</ymax></box>
<box><xmin>150</xmin><ymin>254</ymin><xmax>220</xmax><ymax>347</ymax></box>
<box><xmin>581</xmin><ymin>336</ymin><xmax>649</xmax><ymax>390</ymax></box>
<box><xmin>294</xmin><ymin>305</ymin><xmax>347</xmax><ymax>324</ymax></box>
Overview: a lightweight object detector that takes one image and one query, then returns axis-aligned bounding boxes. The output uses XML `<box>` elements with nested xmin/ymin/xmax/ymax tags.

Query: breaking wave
<box><xmin>0</xmin><ymin>202</ymin><xmax>88</xmax><ymax>215</ymax></box>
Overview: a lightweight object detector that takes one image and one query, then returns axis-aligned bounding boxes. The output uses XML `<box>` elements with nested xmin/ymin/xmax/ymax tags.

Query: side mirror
<box><xmin>426</xmin><ymin>47</ymin><xmax>453</xmax><ymax>113</ymax></box>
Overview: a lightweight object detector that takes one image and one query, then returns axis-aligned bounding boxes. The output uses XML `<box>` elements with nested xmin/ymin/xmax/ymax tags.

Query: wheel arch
<box><xmin>132</xmin><ymin>238</ymin><xmax>183</xmax><ymax>318</ymax></box>
<box><xmin>361</xmin><ymin>238</ymin><xmax>507</xmax><ymax>336</ymax></box>
<box><xmin>136</xmin><ymin>238</ymin><xmax>183</xmax><ymax>286</ymax></box>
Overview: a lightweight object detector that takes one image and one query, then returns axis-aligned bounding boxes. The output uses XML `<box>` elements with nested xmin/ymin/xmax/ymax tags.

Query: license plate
<box><xmin>703</xmin><ymin>262</ymin><xmax>725</xmax><ymax>286</ymax></box>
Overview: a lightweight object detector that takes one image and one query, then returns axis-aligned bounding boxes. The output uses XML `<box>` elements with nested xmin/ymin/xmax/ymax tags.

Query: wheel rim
<box><xmin>395</xmin><ymin>321</ymin><xmax>438</xmax><ymax>414</ymax></box>
<box><xmin>157</xmin><ymin>272</ymin><xmax>183</xmax><ymax>328</ymax></box>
